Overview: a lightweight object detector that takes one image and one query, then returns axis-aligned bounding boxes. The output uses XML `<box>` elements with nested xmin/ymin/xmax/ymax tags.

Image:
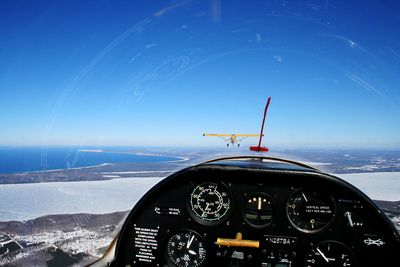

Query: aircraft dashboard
<box><xmin>111</xmin><ymin>157</ymin><xmax>400</xmax><ymax>266</ymax></box>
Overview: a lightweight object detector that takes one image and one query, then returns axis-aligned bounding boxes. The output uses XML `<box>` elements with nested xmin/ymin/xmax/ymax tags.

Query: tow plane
<box><xmin>202</xmin><ymin>133</ymin><xmax>262</xmax><ymax>147</ymax></box>
<box><xmin>203</xmin><ymin>97</ymin><xmax>272</xmax><ymax>150</ymax></box>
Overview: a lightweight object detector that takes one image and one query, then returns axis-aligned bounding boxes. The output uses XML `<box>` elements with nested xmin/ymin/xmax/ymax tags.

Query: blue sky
<box><xmin>1</xmin><ymin>0</ymin><xmax>400</xmax><ymax>148</ymax></box>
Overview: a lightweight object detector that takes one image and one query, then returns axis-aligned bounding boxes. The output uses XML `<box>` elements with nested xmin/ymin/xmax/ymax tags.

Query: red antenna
<box><xmin>250</xmin><ymin>97</ymin><xmax>271</xmax><ymax>152</ymax></box>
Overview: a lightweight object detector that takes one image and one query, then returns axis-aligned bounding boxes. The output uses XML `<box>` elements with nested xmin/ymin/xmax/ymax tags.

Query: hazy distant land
<box><xmin>1</xmin><ymin>147</ymin><xmax>400</xmax><ymax>184</ymax></box>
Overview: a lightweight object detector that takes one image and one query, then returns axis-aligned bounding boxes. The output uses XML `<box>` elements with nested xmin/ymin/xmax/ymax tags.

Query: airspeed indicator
<box><xmin>189</xmin><ymin>182</ymin><xmax>231</xmax><ymax>225</ymax></box>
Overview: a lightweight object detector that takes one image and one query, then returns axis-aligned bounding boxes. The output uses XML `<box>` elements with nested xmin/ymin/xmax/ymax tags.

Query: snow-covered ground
<box><xmin>0</xmin><ymin>226</ymin><xmax>115</xmax><ymax>266</ymax></box>
<box><xmin>14</xmin><ymin>228</ymin><xmax>113</xmax><ymax>257</ymax></box>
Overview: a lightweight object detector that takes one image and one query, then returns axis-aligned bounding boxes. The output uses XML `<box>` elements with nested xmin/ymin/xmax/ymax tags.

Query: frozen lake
<box><xmin>339</xmin><ymin>172</ymin><xmax>400</xmax><ymax>201</ymax></box>
<box><xmin>0</xmin><ymin>177</ymin><xmax>162</xmax><ymax>221</ymax></box>
<box><xmin>0</xmin><ymin>172</ymin><xmax>398</xmax><ymax>221</ymax></box>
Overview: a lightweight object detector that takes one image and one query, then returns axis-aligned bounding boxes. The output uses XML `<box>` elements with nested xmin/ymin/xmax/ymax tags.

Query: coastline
<box><xmin>0</xmin><ymin>148</ymin><xmax>186</xmax><ymax>176</ymax></box>
<box><xmin>0</xmin><ymin>149</ymin><xmax>190</xmax><ymax>184</ymax></box>
<box><xmin>17</xmin><ymin>163</ymin><xmax>113</xmax><ymax>175</ymax></box>
<box><xmin>80</xmin><ymin>149</ymin><xmax>191</xmax><ymax>163</ymax></box>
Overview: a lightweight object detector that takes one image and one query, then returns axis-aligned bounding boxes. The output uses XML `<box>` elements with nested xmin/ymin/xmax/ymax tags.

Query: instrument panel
<box><xmin>114</xmin><ymin>157</ymin><xmax>400</xmax><ymax>266</ymax></box>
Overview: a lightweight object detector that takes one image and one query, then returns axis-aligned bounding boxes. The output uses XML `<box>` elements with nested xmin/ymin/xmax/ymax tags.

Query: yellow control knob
<box><xmin>216</xmin><ymin>232</ymin><xmax>260</xmax><ymax>248</ymax></box>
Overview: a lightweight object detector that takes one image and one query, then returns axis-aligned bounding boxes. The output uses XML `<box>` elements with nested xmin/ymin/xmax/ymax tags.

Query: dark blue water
<box><xmin>0</xmin><ymin>147</ymin><xmax>178</xmax><ymax>174</ymax></box>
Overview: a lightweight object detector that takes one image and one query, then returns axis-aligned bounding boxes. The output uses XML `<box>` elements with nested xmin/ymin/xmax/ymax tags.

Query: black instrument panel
<box><xmin>114</xmin><ymin>157</ymin><xmax>400</xmax><ymax>266</ymax></box>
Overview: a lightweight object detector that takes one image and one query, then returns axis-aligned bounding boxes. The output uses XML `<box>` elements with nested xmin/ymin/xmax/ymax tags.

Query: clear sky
<box><xmin>1</xmin><ymin>0</ymin><xmax>400</xmax><ymax>148</ymax></box>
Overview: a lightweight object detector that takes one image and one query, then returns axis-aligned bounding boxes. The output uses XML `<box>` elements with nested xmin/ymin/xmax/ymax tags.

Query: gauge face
<box><xmin>244</xmin><ymin>193</ymin><xmax>274</xmax><ymax>228</ymax></box>
<box><xmin>165</xmin><ymin>230</ymin><xmax>207</xmax><ymax>267</ymax></box>
<box><xmin>189</xmin><ymin>182</ymin><xmax>231</xmax><ymax>224</ymax></box>
<box><xmin>287</xmin><ymin>189</ymin><xmax>335</xmax><ymax>232</ymax></box>
<box><xmin>305</xmin><ymin>241</ymin><xmax>354</xmax><ymax>267</ymax></box>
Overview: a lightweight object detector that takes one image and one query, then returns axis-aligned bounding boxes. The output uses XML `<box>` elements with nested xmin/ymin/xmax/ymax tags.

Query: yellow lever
<box><xmin>216</xmin><ymin>232</ymin><xmax>260</xmax><ymax>248</ymax></box>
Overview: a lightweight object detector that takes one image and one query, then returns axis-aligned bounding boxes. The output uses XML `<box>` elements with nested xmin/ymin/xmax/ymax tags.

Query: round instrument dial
<box><xmin>165</xmin><ymin>230</ymin><xmax>207</xmax><ymax>267</ymax></box>
<box><xmin>189</xmin><ymin>182</ymin><xmax>231</xmax><ymax>225</ymax></box>
<box><xmin>287</xmin><ymin>189</ymin><xmax>335</xmax><ymax>233</ymax></box>
<box><xmin>305</xmin><ymin>241</ymin><xmax>354</xmax><ymax>266</ymax></box>
<box><xmin>244</xmin><ymin>193</ymin><xmax>274</xmax><ymax>228</ymax></box>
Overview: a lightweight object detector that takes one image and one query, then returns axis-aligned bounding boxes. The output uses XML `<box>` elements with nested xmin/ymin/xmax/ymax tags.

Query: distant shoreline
<box><xmin>79</xmin><ymin>149</ymin><xmax>191</xmax><ymax>163</ymax></box>
<box><xmin>17</xmin><ymin>162</ymin><xmax>113</xmax><ymax>175</ymax></box>
<box><xmin>0</xmin><ymin>148</ymin><xmax>187</xmax><ymax>179</ymax></box>
<box><xmin>0</xmin><ymin>163</ymin><xmax>174</xmax><ymax>185</ymax></box>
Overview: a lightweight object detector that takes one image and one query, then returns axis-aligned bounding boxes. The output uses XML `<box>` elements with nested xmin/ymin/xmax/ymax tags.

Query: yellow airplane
<box><xmin>203</xmin><ymin>133</ymin><xmax>262</xmax><ymax>147</ymax></box>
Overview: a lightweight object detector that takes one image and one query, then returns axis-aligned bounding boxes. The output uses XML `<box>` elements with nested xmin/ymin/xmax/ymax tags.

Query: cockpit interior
<box><xmin>90</xmin><ymin>156</ymin><xmax>400</xmax><ymax>266</ymax></box>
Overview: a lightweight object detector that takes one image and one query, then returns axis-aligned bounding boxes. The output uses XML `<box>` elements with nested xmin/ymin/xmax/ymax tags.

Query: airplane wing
<box><xmin>203</xmin><ymin>134</ymin><xmax>232</xmax><ymax>142</ymax></box>
<box><xmin>203</xmin><ymin>134</ymin><xmax>234</xmax><ymax>137</ymax></box>
<box><xmin>233</xmin><ymin>134</ymin><xmax>262</xmax><ymax>137</ymax></box>
<box><xmin>235</xmin><ymin>134</ymin><xmax>263</xmax><ymax>142</ymax></box>
<box><xmin>203</xmin><ymin>134</ymin><xmax>262</xmax><ymax>137</ymax></box>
